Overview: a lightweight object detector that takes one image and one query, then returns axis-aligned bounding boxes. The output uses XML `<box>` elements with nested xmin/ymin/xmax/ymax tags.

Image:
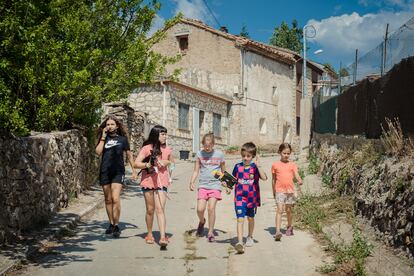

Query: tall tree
<box><xmin>240</xmin><ymin>25</ymin><xmax>250</xmax><ymax>38</ymax></box>
<box><xmin>323</xmin><ymin>63</ymin><xmax>338</xmax><ymax>78</ymax></box>
<box><xmin>0</xmin><ymin>0</ymin><xmax>180</xmax><ymax>135</ymax></box>
<box><xmin>339</xmin><ymin>67</ymin><xmax>350</xmax><ymax>77</ymax></box>
<box><xmin>269</xmin><ymin>20</ymin><xmax>303</xmax><ymax>53</ymax></box>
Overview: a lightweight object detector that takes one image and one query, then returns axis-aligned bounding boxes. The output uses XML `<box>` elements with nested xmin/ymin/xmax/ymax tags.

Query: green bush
<box><xmin>308</xmin><ymin>154</ymin><xmax>320</xmax><ymax>174</ymax></box>
<box><xmin>298</xmin><ymin>167</ymin><xmax>306</xmax><ymax>180</ymax></box>
<box><xmin>321</xmin><ymin>172</ymin><xmax>332</xmax><ymax>187</ymax></box>
<box><xmin>225</xmin><ymin>145</ymin><xmax>240</xmax><ymax>152</ymax></box>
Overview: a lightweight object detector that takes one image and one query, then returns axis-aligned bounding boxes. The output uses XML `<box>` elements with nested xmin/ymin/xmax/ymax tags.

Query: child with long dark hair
<box><xmin>134</xmin><ymin>125</ymin><xmax>174</xmax><ymax>247</ymax></box>
<box><xmin>96</xmin><ymin>115</ymin><xmax>137</xmax><ymax>238</ymax></box>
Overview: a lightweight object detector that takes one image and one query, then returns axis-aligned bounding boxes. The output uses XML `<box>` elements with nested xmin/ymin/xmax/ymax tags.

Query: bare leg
<box><xmin>276</xmin><ymin>203</ymin><xmax>285</xmax><ymax>233</ymax></box>
<box><xmin>237</xmin><ymin>218</ymin><xmax>244</xmax><ymax>244</ymax></box>
<box><xmin>247</xmin><ymin>217</ymin><xmax>255</xmax><ymax>237</ymax></box>
<box><xmin>144</xmin><ymin>191</ymin><xmax>155</xmax><ymax>237</ymax></box>
<box><xmin>207</xmin><ymin>198</ymin><xmax>218</xmax><ymax>236</ymax></box>
<box><xmin>111</xmin><ymin>183</ymin><xmax>123</xmax><ymax>225</ymax></box>
<box><xmin>154</xmin><ymin>190</ymin><xmax>167</xmax><ymax>240</ymax></box>
<box><xmin>286</xmin><ymin>204</ymin><xmax>293</xmax><ymax>228</ymax></box>
<box><xmin>102</xmin><ymin>185</ymin><xmax>113</xmax><ymax>224</ymax></box>
<box><xmin>197</xmin><ymin>199</ymin><xmax>207</xmax><ymax>224</ymax></box>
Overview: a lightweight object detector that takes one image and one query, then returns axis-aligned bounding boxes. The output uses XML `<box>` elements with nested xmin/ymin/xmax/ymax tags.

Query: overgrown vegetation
<box><xmin>298</xmin><ymin>167</ymin><xmax>306</xmax><ymax>180</ymax></box>
<box><xmin>0</xmin><ymin>0</ymin><xmax>181</xmax><ymax>135</ymax></box>
<box><xmin>307</xmin><ymin>154</ymin><xmax>320</xmax><ymax>174</ymax></box>
<box><xmin>301</xmin><ymin>119</ymin><xmax>414</xmax><ymax>273</ymax></box>
<box><xmin>225</xmin><ymin>145</ymin><xmax>240</xmax><ymax>152</ymax></box>
<box><xmin>380</xmin><ymin>117</ymin><xmax>414</xmax><ymax>156</ymax></box>
<box><xmin>296</xmin><ymin>193</ymin><xmax>372</xmax><ymax>275</ymax></box>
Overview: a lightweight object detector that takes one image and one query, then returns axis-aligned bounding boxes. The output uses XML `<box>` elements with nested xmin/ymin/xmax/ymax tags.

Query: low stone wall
<box><xmin>103</xmin><ymin>103</ymin><xmax>147</xmax><ymax>158</ymax></box>
<box><xmin>0</xmin><ymin>130</ymin><xmax>98</xmax><ymax>244</ymax></box>
<box><xmin>311</xmin><ymin>133</ymin><xmax>414</xmax><ymax>258</ymax></box>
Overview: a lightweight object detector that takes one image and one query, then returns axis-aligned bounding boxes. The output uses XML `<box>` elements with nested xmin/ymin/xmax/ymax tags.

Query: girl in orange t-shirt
<box><xmin>271</xmin><ymin>143</ymin><xmax>303</xmax><ymax>241</ymax></box>
<box><xmin>134</xmin><ymin>125</ymin><xmax>174</xmax><ymax>247</ymax></box>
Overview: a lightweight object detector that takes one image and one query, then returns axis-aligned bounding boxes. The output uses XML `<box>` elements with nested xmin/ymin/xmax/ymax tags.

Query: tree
<box><xmin>269</xmin><ymin>20</ymin><xmax>303</xmax><ymax>53</ymax></box>
<box><xmin>339</xmin><ymin>67</ymin><xmax>350</xmax><ymax>77</ymax></box>
<box><xmin>323</xmin><ymin>63</ymin><xmax>338</xmax><ymax>78</ymax></box>
<box><xmin>240</xmin><ymin>25</ymin><xmax>250</xmax><ymax>38</ymax></box>
<box><xmin>0</xmin><ymin>0</ymin><xmax>180</xmax><ymax>135</ymax></box>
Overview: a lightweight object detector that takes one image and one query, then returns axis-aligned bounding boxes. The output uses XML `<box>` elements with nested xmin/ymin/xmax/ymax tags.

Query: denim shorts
<box><xmin>141</xmin><ymin>187</ymin><xmax>168</xmax><ymax>193</ymax></box>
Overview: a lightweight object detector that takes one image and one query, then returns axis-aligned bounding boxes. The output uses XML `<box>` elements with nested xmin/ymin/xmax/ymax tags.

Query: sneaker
<box><xmin>112</xmin><ymin>225</ymin><xmax>121</xmax><ymax>238</ymax></box>
<box><xmin>196</xmin><ymin>218</ymin><xmax>205</xmax><ymax>236</ymax></box>
<box><xmin>105</xmin><ymin>224</ymin><xmax>114</xmax><ymax>235</ymax></box>
<box><xmin>286</xmin><ymin>226</ymin><xmax>294</xmax><ymax>236</ymax></box>
<box><xmin>274</xmin><ymin>232</ymin><xmax>282</xmax><ymax>241</ymax></box>
<box><xmin>207</xmin><ymin>233</ymin><xmax>215</xmax><ymax>242</ymax></box>
<box><xmin>235</xmin><ymin>242</ymin><xmax>244</xmax><ymax>254</ymax></box>
<box><xmin>245</xmin><ymin>236</ymin><xmax>254</xmax><ymax>247</ymax></box>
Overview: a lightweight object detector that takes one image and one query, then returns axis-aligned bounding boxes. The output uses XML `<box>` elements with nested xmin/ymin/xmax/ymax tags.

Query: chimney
<box><xmin>219</xmin><ymin>26</ymin><xmax>228</xmax><ymax>33</ymax></box>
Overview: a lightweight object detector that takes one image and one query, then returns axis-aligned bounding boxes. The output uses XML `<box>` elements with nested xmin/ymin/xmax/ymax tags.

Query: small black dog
<box><xmin>142</xmin><ymin>150</ymin><xmax>159</xmax><ymax>174</ymax></box>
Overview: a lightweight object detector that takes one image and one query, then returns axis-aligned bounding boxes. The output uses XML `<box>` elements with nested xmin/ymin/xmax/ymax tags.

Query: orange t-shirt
<box><xmin>139</xmin><ymin>144</ymin><xmax>172</xmax><ymax>189</ymax></box>
<box><xmin>271</xmin><ymin>161</ymin><xmax>298</xmax><ymax>193</ymax></box>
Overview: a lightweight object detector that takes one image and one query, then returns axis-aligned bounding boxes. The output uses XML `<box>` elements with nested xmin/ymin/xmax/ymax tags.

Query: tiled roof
<box><xmin>180</xmin><ymin>18</ymin><xmax>297</xmax><ymax>65</ymax></box>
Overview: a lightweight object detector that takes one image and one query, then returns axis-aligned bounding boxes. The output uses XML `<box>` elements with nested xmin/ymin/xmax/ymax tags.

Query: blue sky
<box><xmin>154</xmin><ymin>0</ymin><xmax>414</xmax><ymax>69</ymax></box>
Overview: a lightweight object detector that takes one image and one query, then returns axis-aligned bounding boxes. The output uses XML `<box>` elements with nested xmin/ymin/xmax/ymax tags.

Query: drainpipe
<box><xmin>160</xmin><ymin>81</ymin><xmax>167</xmax><ymax>126</ymax></box>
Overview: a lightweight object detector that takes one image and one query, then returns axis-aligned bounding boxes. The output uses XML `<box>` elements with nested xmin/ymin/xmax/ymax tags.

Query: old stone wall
<box><xmin>230</xmin><ymin>51</ymin><xmax>296</xmax><ymax>146</ymax></box>
<box><xmin>311</xmin><ymin>133</ymin><xmax>414</xmax><ymax>258</ymax></box>
<box><xmin>128</xmin><ymin>83</ymin><xmax>229</xmax><ymax>157</ymax></box>
<box><xmin>0</xmin><ymin>130</ymin><xmax>98</xmax><ymax>243</ymax></box>
<box><xmin>102</xmin><ymin>103</ymin><xmax>147</xmax><ymax>157</ymax></box>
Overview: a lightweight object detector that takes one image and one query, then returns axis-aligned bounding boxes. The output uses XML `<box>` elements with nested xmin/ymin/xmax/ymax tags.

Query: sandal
<box><xmin>274</xmin><ymin>232</ymin><xmax>282</xmax><ymax>241</ymax></box>
<box><xmin>207</xmin><ymin>233</ymin><xmax>215</xmax><ymax>242</ymax></box>
<box><xmin>159</xmin><ymin>237</ymin><xmax>169</xmax><ymax>247</ymax></box>
<box><xmin>145</xmin><ymin>235</ymin><xmax>155</xmax><ymax>244</ymax></box>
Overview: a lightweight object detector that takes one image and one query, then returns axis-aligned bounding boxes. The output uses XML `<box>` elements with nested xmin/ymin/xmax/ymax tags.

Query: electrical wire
<box><xmin>202</xmin><ymin>0</ymin><xmax>221</xmax><ymax>27</ymax></box>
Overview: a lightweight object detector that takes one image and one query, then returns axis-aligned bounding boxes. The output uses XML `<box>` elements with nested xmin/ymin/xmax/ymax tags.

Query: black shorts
<box><xmin>100</xmin><ymin>173</ymin><xmax>125</xmax><ymax>186</ymax></box>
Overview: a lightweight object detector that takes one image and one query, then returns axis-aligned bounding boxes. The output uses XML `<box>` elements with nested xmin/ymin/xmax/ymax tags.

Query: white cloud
<box><xmin>172</xmin><ymin>0</ymin><xmax>216</xmax><ymax>24</ymax></box>
<box><xmin>307</xmin><ymin>10</ymin><xmax>414</xmax><ymax>66</ymax></box>
<box><xmin>148</xmin><ymin>14</ymin><xmax>166</xmax><ymax>37</ymax></box>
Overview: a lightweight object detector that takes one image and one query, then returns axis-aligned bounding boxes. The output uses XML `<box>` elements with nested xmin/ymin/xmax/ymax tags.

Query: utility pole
<box><xmin>381</xmin><ymin>23</ymin><xmax>389</xmax><ymax>76</ymax></box>
<box><xmin>339</xmin><ymin>61</ymin><xmax>342</xmax><ymax>94</ymax></box>
<box><xmin>302</xmin><ymin>26</ymin><xmax>307</xmax><ymax>98</ymax></box>
<box><xmin>353</xmin><ymin>49</ymin><xmax>358</xmax><ymax>85</ymax></box>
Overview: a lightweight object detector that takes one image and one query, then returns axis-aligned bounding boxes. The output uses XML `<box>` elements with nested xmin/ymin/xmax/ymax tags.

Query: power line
<box><xmin>202</xmin><ymin>0</ymin><xmax>221</xmax><ymax>27</ymax></box>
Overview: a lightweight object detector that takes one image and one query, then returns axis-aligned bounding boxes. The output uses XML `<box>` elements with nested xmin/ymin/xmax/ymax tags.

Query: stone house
<box><xmin>129</xmin><ymin>18</ymin><xmax>323</xmax><ymax>156</ymax></box>
<box><xmin>128</xmin><ymin>80</ymin><xmax>231</xmax><ymax>157</ymax></box>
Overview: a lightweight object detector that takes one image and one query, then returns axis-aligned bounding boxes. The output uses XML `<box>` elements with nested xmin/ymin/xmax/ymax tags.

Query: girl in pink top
<box><xmin>271</xmin><ymin>143</ymin><xmax>303</xmax><ymax>241</ymax></box>
<box><xmin>134</xmin><ymin>125</ymin><xmax>174</xmax><ymax>247</ymax></box>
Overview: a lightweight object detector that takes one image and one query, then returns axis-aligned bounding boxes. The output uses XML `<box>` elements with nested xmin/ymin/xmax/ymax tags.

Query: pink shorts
<box><xmin>197</xmin><ymin>188</ymin><xmax>222</xmax><ymax>201</ymax></box>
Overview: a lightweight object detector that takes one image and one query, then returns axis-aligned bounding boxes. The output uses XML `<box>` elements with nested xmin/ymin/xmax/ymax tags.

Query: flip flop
<box><xmin>145</xmin><ymin>235</ymin><xmax>155</xmax><ymax>244</ymax></box>
<box><xmin>159</xmin><ymin>237</ymin><xmax>169</xmax><ymax>247</ymax></box>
